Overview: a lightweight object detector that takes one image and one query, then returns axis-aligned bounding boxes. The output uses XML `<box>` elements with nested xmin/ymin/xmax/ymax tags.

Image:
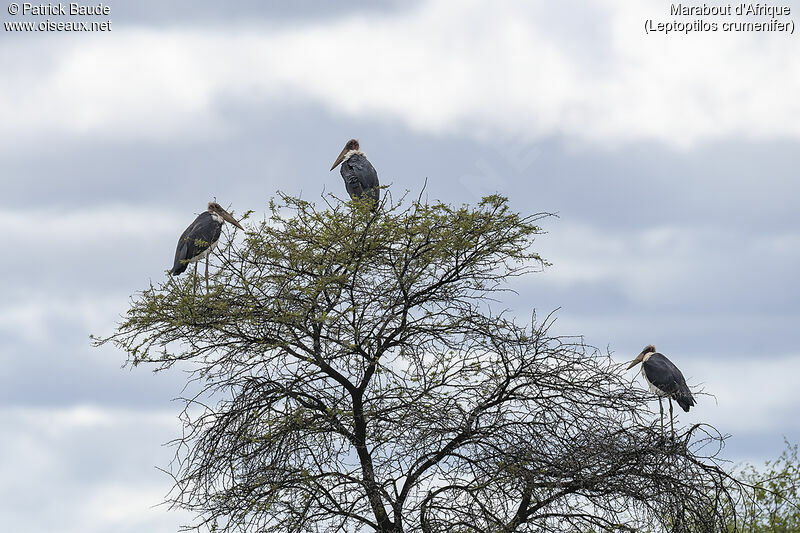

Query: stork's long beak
<box><xmin>330</xmin><ymin>145</ymin><xmax>349</xmax><ymax>171</ymax></box>
<box><xmin>626</xmin><ymin>353</ymin><xmax>644</xmax><ymax>370</ymax></box>
<box><xmin>219</xmin><ymin>208</ymin><xmax>244</xmax><ymax>230</ymax></box>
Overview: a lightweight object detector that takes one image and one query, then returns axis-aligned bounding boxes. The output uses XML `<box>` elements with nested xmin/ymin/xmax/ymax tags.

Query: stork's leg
<box><xmin>659</xmin><ymin>397</ymin><xmax>664</xmax><ymax>436</ymax></box>
<box><xmin>205</xmin><ymin>255</ymin><xmax>210</xmax><ymax>294</ymax></box>
<box><xmin>669</xmin><ymin>398</ymin><xmax>675</xmax><ymax>439</ymax></box>
<box><xmin>193</xmin><ymin>262</ymin><xmax>198</xmax><ymax>297</ymax></box>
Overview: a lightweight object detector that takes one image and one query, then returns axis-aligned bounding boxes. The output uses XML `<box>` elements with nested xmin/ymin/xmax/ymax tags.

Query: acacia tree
<box><xmin>733</xmin><ymin>440</ymin><xmax>800</xmax><ymax>532</ymax></box>
<box><xmin>98</xmin><ymin>192</ymin><xmax>746</xmax><ymax>532</ymax></box>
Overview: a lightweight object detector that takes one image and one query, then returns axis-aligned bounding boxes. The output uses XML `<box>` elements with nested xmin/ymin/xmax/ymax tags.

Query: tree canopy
<box><xmin>734</xmin><ymin>440</ymin><xmax>800</xmax><ymax>532</ymax></box>
<box><xmin>98</xmin><ymin>192</ymin><xmax>748</xmax><ymax>533</ymax></box>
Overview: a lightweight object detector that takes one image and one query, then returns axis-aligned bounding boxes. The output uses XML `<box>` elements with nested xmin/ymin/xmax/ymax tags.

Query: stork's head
<box><xmin>627</xmin><ymin>344</ymin><xmax>657</xmax><ymax>369</ymax></box>
<box><xmin>207</xmin><ymin>202</ymin><xmax>244</xmax><ymax>230</ymax></box>
<box><xmin>330</xmin><ymin>139</ymin><xmax>360</xmax><ymax>171</ymax></box>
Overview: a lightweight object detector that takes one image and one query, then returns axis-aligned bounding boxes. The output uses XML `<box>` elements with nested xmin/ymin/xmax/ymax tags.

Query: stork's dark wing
<box><xmin>341</xmin><ymin>153</ymin><xmax>379</xmax><ymax>205</ymax></box>
<box><xmin>642</xmin><ymin>353</ymin><xmax>696</xmax><ymax>412</ymax></box>
<box><xmin>169</xmin><ymin>212</ymin><xmax>222</xmax><ymax>275</ymax></box>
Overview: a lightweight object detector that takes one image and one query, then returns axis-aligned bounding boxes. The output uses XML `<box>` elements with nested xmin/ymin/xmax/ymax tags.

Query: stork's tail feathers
<box><xmin>676</xmin><ymin>393</ymin><xmax>696</xmax><ymax>413</ymax></box>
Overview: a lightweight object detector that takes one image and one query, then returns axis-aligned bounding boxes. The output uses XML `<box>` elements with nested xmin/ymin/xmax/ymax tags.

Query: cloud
<box><xmin>0</xmin><ymin>206</ymin><xmax>184</xmax><ymax>245</ymax></box>
<box><xmin>2</xmin><ymin>0</ymin><xmax>799</xmax><ymax>150</ymax></box>
<box><xmin>0</xmin><ymin>207</ymin><xmax>178</xmax><ymax>344</ymax></box>
<box><xmin>0</xmin><ymin>204</ymin><xmax>243</xmax><ymax>296</ymax></box>
<box><xmin>3</xmin><ymin>2</ymin><xmax>798</xmax><ymax>526</ymax></box>
<box><xmin>502</xmin><ymin>219</ymin><xmax>799</xmax><ymax>368</ymax></box>
<box><xmin>612</xmin><ymin>351</ymin><xmax>800</xmax><ymax>436</ymax></box>
<box><xmin>686</xmin><ymin>353</ymin><xmax>800</xmax><ymax>433</ymax></box>
<box><xmin>532</xmin><ymin>221</ymin><xmax>800</xmax><ymax>312</ymax></box>
<box><xmin>0</xmin><ymin>406</ymin><xmax>188</xmax><ymax>533</ymax></box>
<box><xmin>0</xmin><ymin>293</ymin><xmax>128</xmax><ymax>347</ymax></box>
<box><xmin>1</xmin><ymin>404</ymin><xmax>175</xmax><ymax>434</ymax></box>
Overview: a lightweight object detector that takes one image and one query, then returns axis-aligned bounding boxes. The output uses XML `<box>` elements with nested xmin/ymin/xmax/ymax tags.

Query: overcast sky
<box><xmin>2</xmin><ymin>1</ymin><xmax>799</xmax><ymax>531</ymax></box>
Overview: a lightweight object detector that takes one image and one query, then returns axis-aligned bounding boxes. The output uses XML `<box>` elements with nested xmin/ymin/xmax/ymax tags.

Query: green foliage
<box><xmin>109</xmin><ymin>192</ymin><xmax>547</xmax><ymax>369</ymax></box>
<box><xmin>735</xmin><ymin>440</ymin><xmax>800</xmax><ymax>532</ymax></box>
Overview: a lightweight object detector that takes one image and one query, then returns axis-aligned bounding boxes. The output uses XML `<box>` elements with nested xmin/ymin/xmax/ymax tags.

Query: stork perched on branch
<box><xmin>169</xmin><ymin>201</ymin><xmax>244</xmax><ymax>292</ymax></box>
<box><xmin>330</xmin><ymin>139</ymin><xmax>380</xmax><ymax>211</ymax></box>
<box><xmin>627</xmin><ymin>345</ymin><xmax>696</xmax><ymax>438</ymax></box>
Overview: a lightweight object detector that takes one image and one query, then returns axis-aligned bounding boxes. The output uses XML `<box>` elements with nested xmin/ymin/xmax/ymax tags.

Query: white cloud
<box><xmin>2</xmin><ymin>0</ymin><xmax>799</xmax><ymax>150</ymax></box>
<box><xmin>0</xmin><ymin>206</ymin><xmax>184</xmax><ymax>245</ymax></box>
<box><xmin>1</xmin><ymin>404</ymin><xmax>175</xmax><ymax>437</ymax></box>
<box><xmin>77</xmin><ymin>484</ymin><xmax>181</xmax><ymax>533</ymax></box>
<box><xmin>519</xmin><ymin>223</ymin><xmax>800</xmax><ymax>438</ymax></box>
<box><xmin>611</xmin><ymin>351</ymin><xmax>800</xmax><ymax>434</ymax></box>
<box><xmin>687</xmin><ymin>353</ymin><xmax>800</xmax><ymax>433</ymax></box>
<box><xmin>535</xmin><ymin>221</ymin><xmax>800</xmax><ymax>308</ymax></box>
<box><xmin>0</xmin><ymin>207</ymin><xmax>186</xmax><ymax>345</ymax></box>
<box><xmin>0</xmin><ymin>406</ymin><xmax>188</xmax><ymax>533</ymax></box>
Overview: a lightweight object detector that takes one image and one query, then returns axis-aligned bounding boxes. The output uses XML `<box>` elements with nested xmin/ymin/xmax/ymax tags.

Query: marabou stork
<box><xmin>627</xmin><ymin>345</ymin><xmax>695</xmax><ymax>438</ymax></box>
<box><xmin>330</xmin><ymin>139</ymin><xmax>380</xmax><ymax>210</ymax></box>
<box><xmin>169</xmin><ymin>201</ymin><xmax>244</xmax><ymax>292</ymax></box>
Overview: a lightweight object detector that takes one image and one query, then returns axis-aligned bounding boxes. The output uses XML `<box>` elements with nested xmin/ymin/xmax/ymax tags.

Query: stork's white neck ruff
<box><xmin>209</xmin><ymin>212</ymin><xmax>224</xmax><ymax>224</ymax></box>
<box><xmin>341</xmin><ymin>150</ymin><xmax>365</xmax><ymax>163</ymax></box>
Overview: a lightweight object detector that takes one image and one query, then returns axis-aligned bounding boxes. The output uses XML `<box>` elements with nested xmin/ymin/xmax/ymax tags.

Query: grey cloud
<box><xmin>0</xmin><ymin>406</ymin><xmax>187</xmax><ymax>532</ymax></box>
<box><xmin>3</xmin><ymin>102</ymin><xmax>799</xmax><ymax>236</ymax></box>
<box><xmin>111</xmin><ymin>0</ymin><xmax>415</xmax><ymax>26</ymax></box>
<box><xmin>0</xmin><ymin>332</ymin><xmax>186</xmax><ymax>406</ymax></box>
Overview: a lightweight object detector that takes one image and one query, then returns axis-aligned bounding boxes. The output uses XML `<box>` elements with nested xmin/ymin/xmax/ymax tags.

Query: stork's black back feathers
<box><xmin>169</xmin><ymin>212</ymin><xmax>223</xmax><ymax>275</ymax></box>
<box><xmin>340</xmin><ymin>153</ymin><xmax>379</xmax><ymax>208</ymax></box>
<box><xmin>643</xmin><ymin>352</ymin><xmax>696</xmax><ymax>412</ymax></box>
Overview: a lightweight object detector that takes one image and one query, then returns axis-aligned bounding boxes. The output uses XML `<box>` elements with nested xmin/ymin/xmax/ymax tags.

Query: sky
<box><xmin>1</xmin><ymin>1</ymin><xmax>799</xmax><ymax>531</ymax></box>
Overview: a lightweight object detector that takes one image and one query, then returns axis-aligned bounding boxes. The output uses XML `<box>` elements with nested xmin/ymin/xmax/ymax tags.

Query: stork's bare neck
<box><xmin>331</xmin><ymin>138</ymin><xmax>363</xmax><ymax>170</ymax></box>
<box><xmin>627</xmin><ymin>344</ymin><xmax>657</xmax><ymax>369</ymax></box>
<box><xmin>340</xmin><ymin>149</ymin><xmax>365</xmax><ymax>164</ymax></box>
<box><xmin>206</xmin><ymin>201</ymin><xmax>244</xmax><ymax>229</ymax></box>
<box><xmin>207</xmin><ymin>205</ymin><xmax>224</xmax><ymax>224</ymax></box>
